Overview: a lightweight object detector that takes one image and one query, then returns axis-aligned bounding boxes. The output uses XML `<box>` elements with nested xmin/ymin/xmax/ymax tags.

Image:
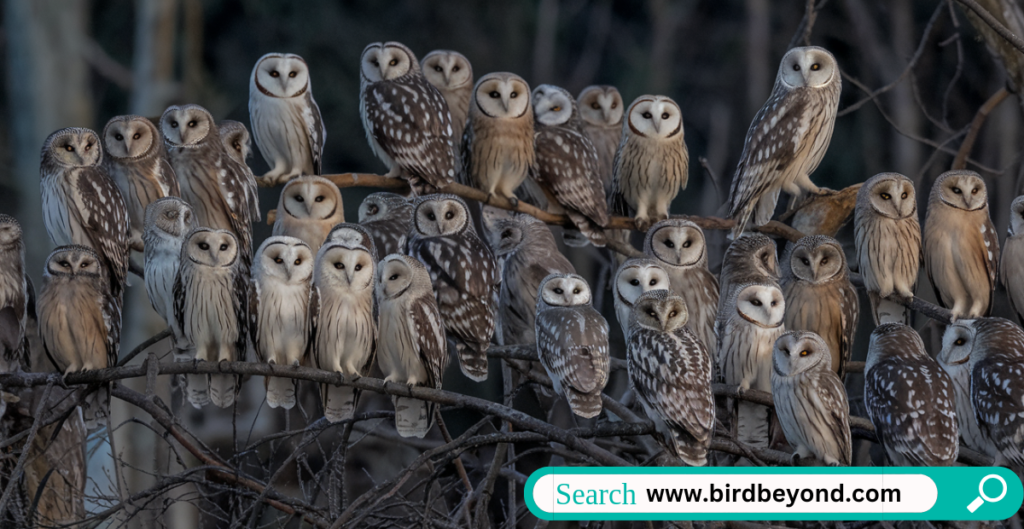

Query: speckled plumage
<box><xmin>967</xmin><ymin>318</ymin><xmax>1024</xmax><ymax>469</ymax></box>
<box><xmin>937</xmin><ymin>320</ymin><xmax>999</xmax><ymax>458</ymax></box>
<box><xmin>718</xmin><ymin>233</ymin><xmax>781</xmax><ymax>299</ymax></box>
<box><xmin>358</xmin><ymin>192</ymin><xmax>414</xmax><ymax>257</ymax></box>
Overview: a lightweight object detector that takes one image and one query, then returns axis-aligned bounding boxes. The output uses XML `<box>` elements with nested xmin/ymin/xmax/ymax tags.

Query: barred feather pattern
<box><xmin>963</xmin><ymin>318</ymin><xmax>1024</xmax><ymax>469</ymax></box>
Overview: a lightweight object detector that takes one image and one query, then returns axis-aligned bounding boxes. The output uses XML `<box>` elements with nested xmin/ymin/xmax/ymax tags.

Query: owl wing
<box><xmin>103</xmin><ymin>290</ymin><xmax>122</xmax><ymax>366</ymax></box>
<box><xmin>536</xmin><ymin>306</ymin><xmax>610</xmax><ymax>395</ymax></box>
<box><xmin>172</xmin><ymin>271</ymin><xmax>185</xmax><ymax>344</ymax></box>
<box><xmin>534</xmin><ymin>126</ymin><xmax>609</xmax><ymax>226</ymax></box>
<box><xmin>232</xmin><ymin>265</ymin><xmax>250</xmax><ymax>357</ymax></box>
<box><xmin>307</xmin><ymin>286</ymin><xmax>320</xmax><ymax>360</ymax></box>
<box><xmin>248</xmin><ymin>279</ymin><xmax>262</xmax><ymax>362</ymax></box>
<box><xmin>305</xmin><ymin>91</ymin><xmax>326</xmax><ymax>175</ymax></box>
<box><xmin>972</xmin><ymin>354</ymin><xmax>1024</xmax><ymax>467</ymax></box>
<box><xmin>837</xmin><ymin>280</ymin><xmax>859</xmax><ymax>378</ymax></box>
<box><xmin>72</xmin><ymin>167</ymin><xmax>130</xmax><ymax>288</ymax></box>
<box><xmin>219</xmin><ymin>155</ymin><xmax>260</xmax><ymax>250</ymax></box>
<box><xmin>457</xmin><ymin>119</ymin><xmax>474</xmax><ymax>187</ymax></box>
<box><xmin>409</xmin><ymin>236</ymin><xmax>498</xmax><ymax>301</ymax></box>
<box><xmin>812</xmin><ymin>371</ymin><xmax>853</xmax><ymax>465</ymax></box>
<box><xmin>983</xmin><ymin>217</ymin><xmax>1000</xmax><ymax>315</ymax></box>
<box><xmin>407</xmin><ymin>293</ymin><xmax>449</xmax><ymax>389</ymax></box>
<box><xmin>157</xmin><ymin>157</ymin><xmax>181</xmax><ymax>197</ymax></box>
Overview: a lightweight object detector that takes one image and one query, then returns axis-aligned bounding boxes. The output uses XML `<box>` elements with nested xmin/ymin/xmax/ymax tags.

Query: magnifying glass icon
<box><xmin>967</xmin><ymin>474</ymin><xmax>1008</xmax><ymax>513</ymax></box>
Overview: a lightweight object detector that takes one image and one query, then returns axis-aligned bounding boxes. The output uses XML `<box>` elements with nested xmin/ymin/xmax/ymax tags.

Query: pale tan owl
<box><xmin>272</xmin><ymin>175</ymin><xmax>345</xmax><ymax>253</ymax></box>
<box><xmin>854</xmin><ymin>172</ymin><xmax>921</xmax><ymax>324</ymax></box>
<box><xmin>1001</xmin><ymin>196</ymin><xmax>1024</xmax><ymax>326</ymax></box>
<box><xmin>609</xmin><ymin>95</ymin><xmax>689</xmax><ymax>233</ymax></box>
<box><xmin>577</xmin><ymin>85</ymin><xmax>624</xmax><ymax>195</ymax></box>
<box><xmin>421</xmin><ymin>50</ymin><xmax>473</xmax><ymax>146</ymax></box>
<box><xmin>923</xmin><ymin>170</ymin><xmax>999</xmax><ymax>320</ymax></box>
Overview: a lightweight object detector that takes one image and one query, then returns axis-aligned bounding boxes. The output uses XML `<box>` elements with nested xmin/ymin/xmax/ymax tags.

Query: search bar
<box><xmin>526</xmin><ymin>467</ymin><xmax>1023</xmax><ymax>521</ymax></box>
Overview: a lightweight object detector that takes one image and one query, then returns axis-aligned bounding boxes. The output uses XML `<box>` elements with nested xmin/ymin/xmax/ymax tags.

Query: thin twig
<box><xmin>954</xmin><ymin>0</ymin><xmax>1024</xmax><ymax>54</ymax></box>
<box><xmin>952</xmin><ymin>87</ymin><xmax>1010</xmax><ymax>170</ymax></box>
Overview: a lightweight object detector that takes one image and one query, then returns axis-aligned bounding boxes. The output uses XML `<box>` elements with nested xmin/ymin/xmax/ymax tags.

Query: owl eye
<box><xmin>952</xmin><ymin>187</ymin><xmax>962</xmax><ymax>194</ymax></box>
<box><xmin>80</xmin><ymin>261</ymin><xmax>89</xmax><ymax>268</ymax></box>
<box><xmin>551</xmin><ymin>106</ymin><xmax>561</xmax><ymax>112</ymax></box>
<box><xmin>810</xmin><ymin>63</ymin><xmax>821</xmax><ymax>71</ymax></box>
<box><xmin>354</xmin><ymin>264</ymin><xmax>363</xmax><ymax>271</ymax></box>
<box><xmin>389</xmin><ymin>274</ymin><xmax>399</xmax><ymax>280</ymax></box>
<box><xmin>501</xmin><ymin>229</ymin><xmax>513</xmax><ymax>239</ymax></box>
<box><xmin>972</xmin><ymin>187</ymin><xmax>979</xmax><ymax>195</ymax></box>
<box><xmin>288</xmin><ymin>71</ymin><xmax>297</xmax><ymax>78</ymax></box>
<box><xmin>553</xmin><ymin>287</ymin><xmax>564</xmax><ymax>294</ymax></box>
<box><xmin>426</xmin><ymin>212</ymin><xmax>436</xmax><ymax>221</ymax></box>
<box><xmin>170</xmin><ymin>121</ymin><xmax>179</xmax><ymax>128</ymax></box>
<box><xmin>489</xmin><ymin>91</ymin><xmax>500</xmax><ymax>98</ymax></box>
<box><xmin>452</xmin><ymin>65</ymin><xmax>460</xmax><ymax>72</ymax></box>
<box><xmin>663</xmin><ymin>240</ymin><xmax>675</xmax><ymax>249</ymax></box>
<box><xmin>611</xmin><ymin>102</ymin><xmax>617</xmax><ymax>108</ymax></box>
<box><xmin>84</xmin><ymin>143</ymin><xmax>92</xmax><ymax>151</ymax></box>
<box><xmin>669</xmin><ymin>311</ymin><xmax>677</xmax><ymax>318</ymax></box>
<box><xmin>648</xmin><ymin>278</ymin><xmax>658</xmax><ymax>286</ymax></box>
<box><xmin>510</xmin><ymin>91</ymin><xmax>518</xmax><ymax>98</ymax></box>
<box><xmin>642</xmin><ymin>111</ymin><xmax>652</xmax><ymax>119</ymax></box>
<box><xmin>165</xmin><ymin>211</ymin><xmax>176</xmax><ymax>219</ymax></box>
<box><xmin>198</xmin><ymin>242</ymin><xmax>209</xmax><ymax>250</ymax></box>
<box><xmin>133</xmin><ymin>133</ymin><xmax>141</xmax><ymax>140</ymax></box>
<box><xmin>799</xmin><ymin>350</ymin><xmax>810</xmax><ymax>356</ymax></box>
<box><xmin>274</xmin><ymin>257</ymin><xmax>283</xmax><ymax>264</ymax></box>
<box><xmin>901</xmin><ymin>192</ymin><xmax>908</xmax><ymax>199</ymax></box>
<box><xmin>629</xmin><ymin>279</ymin><xmax>640</xmax><ymax>286</ymax></box>
<box><xmin>793</xmin><ymin>64</ymin><xmax>801</xmax><ymax>71</ymax></box>
<box><xmin>955</xmin><ymin>338</ymin><xmax>965</xmax><ymax>346</ymax></box>
<box><xmin>65</xmin><ymin>145</ymin><xmax>75</xmax><ymax>152</ymax></box>
<box><xmin>295</xmin><ymin>195</ymin><xmax>305</xmax><ymax>202</ymax></box>
<box><xmin>294</xmin><ymin>259</ymin><xmax>302</xmax><ymax>265</ymax></box>
<box><xmin>58</xmin><ymin>260</ymin><xmax>70</xmax><ymax>268</ymax></box>
<box><xmin>647</xmin><ymin>310</ymin><xmax>657</xmax><ymax>317</ymax></box>
<box><xmin>436</xmin><ymin>66</ymin><xmax>444</xmax><ymax>72</ymax></box>
<box><xmin>114</xmin><ymin>133</ymin><xmax>124</xmax><ymax>141</ymax></box>
<box><xmin>187</xmin><ymin>120</ymin><xmax>197</xmax><ymax>128</ymax></box>
<box><xmin>820</xmin><ymin>257</ymin><xmax>828</xmax><ymax>265</ymax></box>
<box><xmin>661</xmin><ymin>112</ymin><xmax>670</xmax><ymax>119</ymax></box>
<box><xmin>801</xmin><ymin>258</ymin><xmax>810</xmax><ymax>266</ymax></box>
<box><xmin>367</xmin><ymin>205</ymin><xmax>379</xmax><ymax>215</ymax></box>
<box><xmin>770</xmin><ymin>300</ymin><xmax>778</xmax><ymax>307</ymax></box>
<box><xmin>682</xmin><ymin>240</ymin><xmax>692</xmax><ymax>248</ymax></box>
<box><xmin>880</xmin><ymin>193</ymin><xmax>891</xmax><ymax>200</ymax></box>
<box><xmin>314</xmin><ymin>196</ymin><xmax>325</xmax><ymax>203</ymax></box>
<box><xmin>335</xmin><ymin>262</ymin><xmax>344</xmax><ymax>269</ymax></box>
<box><xmin>389</xmin><ymin>59</ymin><xmax>398</xmax><ymax>66</ymax></box>
<box><xmin>591</xmin><ymin>103</ymin><xmax>600</xmax><ymax>109</ymax></box>
<box><xmin>444</xmin><ymin>211</ymin><xmax>455</xmax><ymax>220</ymax></box>
<box><xmin>371</xmin><ymin>59</ymin><xmax>379</xmax><ymax>67</ymax></box>
<box><xmin>219</xmin><ymin>244</ymin><xmax>228</xmax><ymax>251</ymax></box>
<box><xmin>270</xmin><ymin>70</ymin><xmax>280</xmax><ymax>78</ymax></box>
<box><xmin>573</xmin><ymin>288</ymin><xmax>580</xmax><ymax>294</ymax></box>
<box><xmin>750</xmin><ymin>299</ymin><xmax>763</xmax><ymax>307</ymax></box>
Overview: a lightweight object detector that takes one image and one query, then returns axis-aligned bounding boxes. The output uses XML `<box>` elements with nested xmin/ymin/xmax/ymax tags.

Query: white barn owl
<box><xmin>272</xmin><ymin>175</ymin><xmax>345</xmax><ymax>253</ymax></box>
<box><xmin>421</xmin><ymin>50</ymin><xmax>473</xmax><ymax>145</ymax></box>
<box><xmin>612</xmin><ymin>257</ymin><xmax>670</xmax><ymax>338</ymax></box>
<box><xmin>142</xmin><ymin>198</ymin><xmax>197</xmax><ymax>357</ymax></box>
<box><xmin>577</xmin><ymin>85</ymin><xmax>624</xmax><ymax>195</ymax></box>
<box><xmin>1001</xmin><ymin>196</ymin><xmax>1024</xmax><ymax>326</ymax></box>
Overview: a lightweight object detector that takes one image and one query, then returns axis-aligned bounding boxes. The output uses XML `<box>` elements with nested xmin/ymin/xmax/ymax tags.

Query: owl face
<box><xmin>934</xmin><ymin>170</ymin><xmax>988</xmax><ymax>211</ymax></box>
<box><xmin>632</xmin><ymin>290</ymin><xmax>688</xmax><ymax>332</ymax></box>
<box><xmin>184</xmin><ymin>229</ymin><xmax>238</xmax><ymax>268</ymax></box>
<box><xmin>1011</xmin><ymin>196</ymin><xmax>1024</xmax><ymax>237</ymax></box>
<box><xmin>421</xmin><ymin>50</ymin><xmax>472</xmax><ymax>91</ymax></box>
<box><xmin>539</xmin><ymin>274</ymin><xmax>592</xmax><ymax>307</ymax></box>
<box><xmin>646</xmin><ymin>222</ymin><xmax>706</xmax><ymax>267</ymax></box>
<box><xmin>256</xmin><ymin>236</ymin><xmax>314</xmax><ymax>283</ymax></box>
<box><xmin>626</xmin><ymin>96</ymin><xmax>683</xmax><ymax>139</ymax></box>
<box><xmin>488</xmin><ymin>219</ymin><xmax>523</xmax><ymax>258</ymax></box>
<box><xmin>577</xmin><ymin>85</ymin><xmax>623</xmax><ymax>127</ymax></box>
<box><xmin>0</xmin><ymin>214</ymin><xmax>23</xmax><ymax>250</ymax></box>
<box><xmin>253</xmin><ymin>53</ymin><xmax>310</xmax><ymax>98</ymax></box>
<box><xmin>532</xmin><ymin>84</ymin><xmax>574</xmax><ymax>126</ymax></box>
<box><xmin>102</xmin><ymin>116</ymin><xmax>157</xmax><ymax>159</ymax></box>
<box><xmin>788</xmin><ymin>238</ymin><xmax>844</xmax><ymax>283</ymax></box>
<box><xmin>361</xmin><ymin>42</ymin><xmax>417</xmax><ymax>82</ymax></box>
<box><xmin>280</xmin><ymin>175</ymin><xmax>342</xmax><ymax>220</ymax></box>
<box><xmin>937</xmin><ymin>321</ymin><xmax>977</xmax><ymax>367</ymax></box>
<box><xmin>316</xmin><ymin>242</ymin><xmax>375</xmax><ymax>290</ymax></box>
<box><xmin>43</xmin><ymin>128</ymin><xmax>102</xmax><ymax>168</ymax></box>
<box><xmin>473</xmin><ymin>73</ymin><xmax>531</xmax><ymax>119</ymax></box>
<box><xmin>615</xmin><ymin>259</ymin><xmax>670</xmax><ymax>307</ymax></box>
<box><xmin>735</xmin><ymin>284</ymin><xmax>785</xmax><ymax>327</ymax></box>
<box><xmin>377</xmin><ymin>255</ymin><xmax>419</xmax><ymax>299</ymax></box>
<box><xmin>44</xmin><ymin>245</ymin><xmax>103</xmax><ymax>278</ymax></box>
<box><xmin>358</xmin><ymin>192</ymin><xmax>409</xmax><ymax>223</ymax></box>
<box><xmin>864</xmin><ymin>173</ymin><xmax>916</xmax><ymax>219</ymax></box>
<box><xmin>160</xmin><ymin>105</ymin><xmax>213</xmax><ymax>147</ymax></box>
<box><xmin>773</xmin><ymin>331</ymin><xmax>829</xmax><ymax>376</ymax></box>
<box><xmin>144</xmin><ymin>197</ymin><xmax>195</xmax><ymax>238</ymax></box>
<box><xmin>413</xmin><ymin>195</ymin><xmax>469</xmax><ymax>237</ymax></box>
<box><xmin>778</xmin><ymin>46</ymin><xmax>838</xmax><ymax>89</ymax></box>
<box><xmin>219</xmin><ymin>120</ymin><xmax>251</xmax><ymax>162</ymax></box>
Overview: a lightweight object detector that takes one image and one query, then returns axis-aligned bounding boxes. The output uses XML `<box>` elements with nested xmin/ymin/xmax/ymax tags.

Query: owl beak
<box><xmin>602</xmin><ymin>107</ymin><xmax>612</xmax><ymax>123</ymax></box>
<box><xmin>652</xmin><ymin>115</ymin><xmax>662</xmax><ymax>134</ymax></box>
<box><xmin>501</xmin><ymin>95</ymin><xmax>510</xmax><ymax>112</ymax></box>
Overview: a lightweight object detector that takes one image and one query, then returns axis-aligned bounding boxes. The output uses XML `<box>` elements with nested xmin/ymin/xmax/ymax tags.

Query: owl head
<box><xmin>730</xmin><ymin>282</ymin><xmax>785</xmax><ymax>328</ymax></box>
<box><xmin>866</xmin><ymin>323</ymin><xmax>927</xmax><ymax>371</ymax></box>
<box><xmin>773</xmin><ymin>331</ymin><xmax>831</xmax><ymax>377</ymax></box>
<box><xmin>858</xmin><ymin>172</ymin><xmax>917</xmax><ymax>220</ymax></box>
<box><xmin>42</xmin><ymin>127</ymin><xmax>102</xmax><ymax>168</ymax></box>
<box><xmin>252</xmin><ymin>53</ymin><xmax>311</xmax><ymax>98</ymax></box>
<box><xmin>723</xmin><ymin>233</ymin><xmax>780</xmax><ymax>282</ymax></box>
<box><xmin>44</xmin><ymin>245</ymin><xmax>105</xmax><ymax>281</ymax></box>
<box><xmin>160</xmin><ymin>104</ymin><xmax>215</xmax><ymax>148</ymax></box>
<box><xmin>1010</xmin><ymin>196</ymin><xmax>1024</xmax><ymax>237</ymax></box>
<box><xmin>931</xmin><ymin>170</ymin><xmax>989</xmax><ymax>211</ymax></box>
<box><xmin>532</xmin><ymin>84</ymin><xmax>578</xmax><ymax>127</ymax></box>
<box><xmin>358</xmin><ymin>192</ymin><xmax>412</xmax><ymax>223</ymax></box>
<box><xmin>644</xmin><ymin>219</ymin><xmax>707</xmax><ymax>269</ymax></box>
<box><xmin>183</xmin><ymin>228</ymin><xmax>239</xmax><ymax>268</ymax></box>
<box><xmin>948</xmin><ymin>318</ymin><xmax>1024</xmax><ymax>371</ymax></box>
<box><xmin>0</xmin><ymin>214</ymin><xmax>23</xmax><ymax>252</ymax></box>
<box><xmin>325</xmin><ymin>223</ymin><xmax>378</xmax><ymax>261</ymax></box>
<box><xmin>218</xmin><ymin>120</ymin><xmax>252</xmax><ymax>163</ymax></box>
<box><xmin>278</xmin><ymin>175</ymin><xmax>343</xmax><ymax>222</ymax></box>
<box><xmin>577</xmin><ymin>85</ymin><xmax>623</xmax><ymax>128</ymax></box>
<box><xmin>144</xmin><ymin>197</ymin><xmax>196</xmax><ymax>239</ymax></box>
<box><xmin>629</xmin><ymin>289</ymin><xmax>688</xmax><ymax>334</ymax></box>
<box><xmin>538</xmin><ymin>273</ymin><xmax>592</xmax><ymax>308</ymax></box>
<box><xmin>625</xmin><ymin>95</ymin><xmax>683</xmax><ymax>140</ymax></box>
<box><xmin>777</xmin><ymin>46</ymin><xmax>838</xmax><ymax>89</ymax></box>
<box><xmin>472</xmin><ymin>72</ymin><xmax>532</xmax><ymax>120</ymax></box>
<box><xmin>102</xmin><ymin>115</ymin><xmax>160</xmax><ymax>161</ymax></box>
<box><xmin>937</xmin><ymin>320</ymin><xmax>979</xmax><ymax>369</ymax></box>
<box><xmin>615</xmin><ymin>257</ymin><xmax>670</xmax><ymax>309</ymax></box>
<box><xmin>784</xmin><ymin>235</ymin><xmax>847</xmax><ymax>284</ymax></box>
<box><xmin>377</xmin><ymin>253</ymin><xmax>431</xmax><ymax>300</ymax></box>
<box><xmin>488</xmin><ymin>214</ymin><xmax>547</xmax><ymax>257</ymax></box>
<box><xmin>254</xmin><ymin>236</ymin><xmax>314</xmax><ymax>284</ymax></box>
<box><xmin>361</xmin><ymin>41</ymin><xmax>419</xmax><ymax>83</ymax></box>
<box><xmin>315</xmin><ymin>241</ymin><xmax>376</xmax><ymax>291</ymax></box>
<box><xmin>421</xmin><ymin>50</ymin><xmax>473</xmax><ymax>92</ymax></box>
<box><xmin>413</xmin><ymin>194</ymin><xmax>470</xmax><ymax>237</ymax></box>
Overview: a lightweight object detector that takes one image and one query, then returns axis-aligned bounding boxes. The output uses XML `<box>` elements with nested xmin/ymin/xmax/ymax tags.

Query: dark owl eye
<box><xmin>452</xmin><ymin>65</ymin><xmax>460</xmax><ymax>72</ymax></box>
<box><xmin>133</xmin><ymin>133</ymin><xmax>141</xmax><ymax>140</ymax></box>
<box><xmin>802</xmin><ymin>258</ymin><xmax>810</xmax><ymax>266</ymax></box>
<box><xmin>611</xmin><ymin>102</ymin><xmax>617</xmax><ymax>108</ymax></box>
<box><xmin>270</xmin><ymin>70</ymin><xmax>280</xmax><ymax>78</ymax></box>
<box><xmin>65</xmin><ymin>145</ymin><xmax>75</xmax><ymax>152</ymax></box>
<box><xmin>427</xmin><ymin>212</ymin><xmax>436</xmax><ymax>221</ymax></box>
<box><xmin>444</xmin><ymin>211</ymin><xmax>455</xmax><ymax>220</ymax></box>
<box><xmin>955</xmin><ymin>338</ymin><xmax>965</xmax><ymax>346</ymax></box>
<box><xmin>553</xmin><ymin>287</ymin><xmax>564</xmax><ymax>294</ymax></box>
<box><xmin>642</xmin><ymin>111</ymin><xmax>652</xmax><ymax>119</ymax></box>
<box><xmin>661</xmin><ymin>112</ymin><xmax>670</xmax><ymax>119</ymax></box>
<box><xmin>335</xmin><ymin>262</ymin><xmax>344</xmax><ymax>269</ymax></box>
<box><xmin>371</xmin><ymin>59</ymin><xmax>379</xmax><ymax>67</ymax></box>
<box><xmin>810</xmin><ymin>63</ymin><xmax>821</xmax><ymax>71</ymax></box>
<box><xmin>649</xmin><ymin>279</ymin><xmax>658</xmax><ymax>286</ymax></box>
<box><xmin>198</xmin><ymin>242</ymin><xmax>209</xmax><ymax>250</ymax></box>
<box><xmin>629</xmin><ymin>279</ymin><xmax>640</xmax><ymax>286</ymax></box>
<box><xmin>793</xmin><ymin>64</ymin><xmax>801</xmax><ymax>71</ymax></box>
<box><xmin>682</xmin><ymin>241</ymin><xmax>692</xmax><ymax>248</ymax></box>
<box><xmin>59</xmin><ymin>260</ymin><xmax>70</xmax><ymax>268</ymax></box>
<box><xmin>389</xmin><ymin>274</ymin><xmax>399</xmax><ymax>280</ymax></box>
<box><xmin>295</xmin><ymin>195</ymin><xmax>305</xmax><ymax>202</ymax></box>
<box><xmin>820</xmin><ymin>257</ymin><xmax>828</xmax><ymax>265</ymax></box>
<box><xmin>165</xmin><ymin>211</ymin><xmax>176</xmax><ymax>219</ymax></box>
<box><xmin>800</xmin><ymin>350</ymin><xmax>810</xmax><ymax>356</ymax></box>
<box><xmin>489</xmin><ymin>91</ymin><xmax>500</xmax><ymax>98</ymax></box>
<box><xmin>389</xmin><ymin>59</ymin><xmax>398</xmax><ymax>66</ymax></box>
<box><xmin>80</xmin><ymin>261</ymin><xmax>89</xmax><ymax>268</ymax></box>
<box><xmin>294</xmin><ymin>259</ymin><xmax>302</xmax><ymax>265</ymax></box>
<box><xmin>901</xmin><ymin>192</ymin><xmax>908</xmax><ymax>199</ymax></box>
<box><xmin>501</xmin><ymin>229</ymin><xmax>513</xmax><ymax>239</ymax></box>
<box><xmin>972</xmin><ymin>187</ymin><xmax>979</xmax><ymax>195</ymax></box>
<box><xmin>354</xmin><ymin>264</ymin><xmax>362</xmax><ymax>271</ymax></box>
<box><xmin>591</xmin><ymin>103</ymin><xmax>600</xmax><ymax>109</ymax></box>
<box><xmin>880</xmin><ymin>193</ymin><xmax>891</xmax><ymax>200</ymax></box>
<box><xmin>573</xmin><ymin>288</ymin><xmax>580</xmax><ymax>294</ymax></box>
<box><xmin>170</xmin><ymin>121</ymin><xmax>179</xmax><ymax>128</ymax></box>
<box><xmin>750</xmin><ymin>299</ymin><xmax>762</xmax><ymax>307</ymax></box>
<box><xmin>84</xmin><ymin>143</ymin><xmax>92</xmax><ymax>151</ymax></box>
<box><xmin>288</xmin><ymin>71</ymin><xmax>297</xmax><ymax>78</ymax></box>
<box><xmin>434</xmin><ymin>66</ymin><xmax>444</xmax><ymax>72</ymax></box>
<box><xmin>510</xmin><ymin>91</ymin><xmax>518</xmax><ymax>98</ymax></box>
<box><xmin>314</xmin><ymin>196</ymin><xmax>325</xmax><ymax>203</ymax></box>
<box><xmin>663</xmin><ymin>240</ymin><xmax>675</xmax><ymax>249</ymax></box>
<box><xmin>220</xmin><ymin>244</ymin><xmax>228</xmax><ymax>251</ymax></box>
<box><xmin>952</xmin><ymin>187</ymin><xmax>962</xmax><ymax>194</ymax></box>
<box><xmin>770</xmin><ymin>300</ymin><xmax>778</xmax><ymax>307</ymax></box>
<box><xmin>274</xmin><ymin>257</ymin><xmax>283</xmax><ymax>264</ymax></box>
<box><xmin>669</xmin><ymin>311</ymin><xmax>677</xmax><ymax>318</ymax></box>
<box><xmin>367</xmin><ymin>205</ymin><xmax>379</xmax><ymax>215</ymax></box>
<box><xmin>187</xmin><ymin>120</ymin><xmax>197</xmax><ymax>128</ymax></box>
<box><xmin>114</xmin><ymin>133</ymin><xmax>124</xmax><ymax>141</ymax></box>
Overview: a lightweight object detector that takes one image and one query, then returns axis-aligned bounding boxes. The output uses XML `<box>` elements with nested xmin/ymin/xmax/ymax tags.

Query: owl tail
<box><xmin>667</xmin><ymin>429</ymin><xmax>710</xmax><ymax>467</ymax></box>
<box><xmin>265</xmin><ymin>377</ymin><xmax>297</xmax><ymax>409</ymax></box>
<box><xmin>186</xmin><ymin>374</ymin><xmax>210</xmax><ymax>408</ymax></box>
<box><xmin>737</xmin><ymin>401</ymin><xmax>770</xmax><ymax>449</ymax></box>
<box><xmin>869</xmin><ymin>293</ymin><xmax>910</xmax><ymax>325</ymax></box>
<box><xmin>564</xmin><ymin>388</ymin><xmax>603</xmax><ymax>419</ymax></box>
<box><xmin>563</xmin><ymin>211</ymin><xmax>606</xmax><ymax>248</ymax></box>
<box><xmin>454</xmin><ymin>342</ymin><xmax>489</xmax><ymax>382</ymax></box>
<box><xmin>209</xmin><ymin>374</ymin><xmax>237</xmax><ymax>408</ymax></box>
<box><xmin>322</xmin><ymin>384</ymin><xmax>358</xmax><ymax>423</ymax></box>
<box><xmin>392</xmin><ymin>396</ymin><xmax>433</xmax><ymax>438</ymax></box>
<box><xmin>80</xmin><ymin>385</ymin><xmax>110</xmax><ymax>431</ymax></box>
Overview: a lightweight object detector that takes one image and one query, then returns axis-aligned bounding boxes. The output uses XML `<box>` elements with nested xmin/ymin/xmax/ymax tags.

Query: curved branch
<box><xmin>954</xmin><ymin>0</ymin><xmax>1024</xmax><ymax>55</ymax></box>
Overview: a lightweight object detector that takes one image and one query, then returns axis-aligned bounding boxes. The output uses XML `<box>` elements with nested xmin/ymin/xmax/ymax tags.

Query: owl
<box><xmin>249</xmin><ymin>236</ymin><xmax>314</xmax><ymax>410</ymax></box>
<box><xmin>249</xmin><ymin>52</ymin><xmax>325</xmax><ymax>184</ymax></box>
<box><xmin>313</xmin><ymin>241</ymin><xmax>376</xmax><ymax>423</ymax></box>
<box><xmin>461</xmin><ymin>72</ymin><xmax>535</xmax><ymax>206</ymax></box>
<box><xmin>358</xmin><ymin>192</ymin><xmax>414</xmax><ymax>257</ymax></box>
<box><xmin>37</xmin><ymin>245</ymin><xmax>121</xmax><ymax>429</ymax></box>
<box><xmin>966</xmin><ymin>318</ymin><xmax>1024</xmax><ymax>469</ymax></box>
<box><xmin>490</xmin><ymin>214</ymin><xmax>575</xmax><ymax>346</ymax></box>
<box><xmin>936</xmin><ymin>320</ymin><xmax>998</xmax><ymax>458</ymax></box>
<box><xmin>375</xmin><ymin>254</ymin><xmax>449</xmax><ymax>438</ymax></box>
<box><xmin>421</xmin><ymin>50</ymin><xmax>473</xmax><ymax>145</ymax></box>
<box><xmin>1001</xmin><ymin>196</ymin><xmax>1024</xmax><ymax>326</ymax></box>
<box><xmin>160</xmin><ymin>104</ymin><xmax>260</xmax><ymax>261</ymax></box>
<box><xmin>644</xmin><ymin>219</ymin><xmax>720</xmax><ymax>358</ymax></box>
<box><xmin>408</xmin><ymin>194</ymin><xmax>498</xmax><ymax>381</ymax></box>
<box><xmin>780</xmin><ymin>235</ymin><xmax>858</xmax><ymax>377</ymax></box>
<box><xmin>40</xmin><ymin>127</ymin><xmax>131</xmax><ymax>297</ymax></box>
<box><xmin>325</xmin><ymin>223</ymin><xmax>378</xmax><ymax>261</ymax></box>
<box><xmin>272</xmin><ymin>175</ymin><xmax>345</xmax><ymax>253</ymax></box>
<box><xmin>726</xmin><ymin>46</ymin><xmax>841</xmax><ymax>238</ymax></box>
<box><xmin>864</xmin><ymin>323</ymin><xmax>959</xmax><ymax>466</ymax></box>
<box><xmin>218</xmin><ymin>120</ymin><xmax>253</xmax><ymax>168</ymax></box>
<box><xmin>718</xmin><ymin>233</ymin><xmax>781</xmax><ymax>299</ymax></box>
<box><xmin>0</xmin><ymin>215</ymin><xmax>28</xmax><ymax>378</ymax></box>
<box><xmin>715</xmin><ymin>281</ymin><xmax>785</xmax><ymax>447</ymax></box>
<box><xmin>771</xmin><ymin>331</ymin><xmax>852</xmax><ymax>466</ymax></box>
<box><xmin>577</xmin><ymin>85</ymin><xmax>624</xmax><ymax>195</ymax></box>
<box><xmin>612</xmin><ymin>257</ymin><xmax>670</xmax><ymax>338</ymax></box>
<box><xmin>609</xmin><ymin>95</ymin><xmax>689</xmax><ymax>233</ymax></box>
<box><xmin>626</xmin><ymin>290</ymin><xmax>715</xmax><ymax>466</ymax></box>
<box><xmin>924</xmin><ymin>170</ymin><xmax>999</xmax><ymax>320</ymax></box>
<box><xmin>854</xmin><ymin>173</ymin><xmax>922</xmax><ymax>324</ymax></box>
<box><xmin>101</xmin><ymin>115</ymin><xmax>180</xmax><ymax>250</ymax></box>
<box><xmin>535</xmin><ymin>273</ymin><xmax>610</xmax><ymax>419</ymax></box>
<box><xmin>532</xmin><ymin>84</ymin><xmax>609</xmax><ymax>247</ymax></box>
<box><xmin>360</xmin><ymin>41</ymin><xmax>457</xmax><ymax>194</ymax></box>
<box><xmin>173</xmin><ymin>228</ymin><xmax>248</xmax><ymax>409</ymax></box>
<box><xmin>142</xmin><ymin>198</ymin><xmax>197</xmax><ymax>357</ymax></box>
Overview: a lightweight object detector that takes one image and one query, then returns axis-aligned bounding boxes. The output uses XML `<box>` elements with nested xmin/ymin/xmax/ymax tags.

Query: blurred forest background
<box><xmin>3</xmin><ymin>0</ymin><xmax>1024</xmax><ymax>526</ymax></box>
